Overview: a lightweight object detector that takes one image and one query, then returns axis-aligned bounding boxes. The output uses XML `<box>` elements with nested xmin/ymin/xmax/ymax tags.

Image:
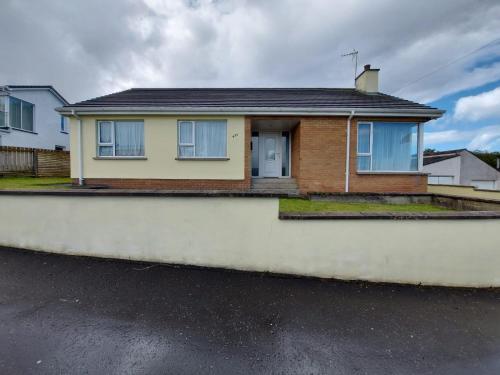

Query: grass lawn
<box><xmin>280</xmin><ymin>198</ymin><xmax>451</xmax><ymax>212</ymax></box>
<box><xmin>0</xmin><ymin>177</ymin><xmax>72</xmax><ymax>190</ymax></box>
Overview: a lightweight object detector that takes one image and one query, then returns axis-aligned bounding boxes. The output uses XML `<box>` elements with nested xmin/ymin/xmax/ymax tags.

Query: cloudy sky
<box><xmin>1</xmin><ymin>0</ymin><xmax>499</xmax><ymax>151</ymax></box>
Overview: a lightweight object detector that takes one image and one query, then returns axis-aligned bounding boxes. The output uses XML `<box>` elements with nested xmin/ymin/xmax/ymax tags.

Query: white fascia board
<box><xmin>57</xmin><ymin>106</ymin><xmax>445</xmax><ymax>119</ymax></box>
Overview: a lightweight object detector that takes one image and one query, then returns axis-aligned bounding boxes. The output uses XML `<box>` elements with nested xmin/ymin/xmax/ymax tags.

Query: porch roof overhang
<box><xmin>56</xmin><ymin>106</ymin><xmax>444</xmax><ymax>119</ymax></box>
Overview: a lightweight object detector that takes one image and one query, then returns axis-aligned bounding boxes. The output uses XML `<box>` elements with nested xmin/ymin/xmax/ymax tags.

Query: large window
<box><xmin>97</xmin><ymin>120</ymin><xmax>144</xmax><ymax>157</ymax></box>
<box><xmin>178</xmin><ymin>120</ymin><xmax>227</xmax><ymax>158</ymax></box>
<box><xmin>9</xmin><ymin>97</ymin><xmax>34</xmax><ymax>132</ymax></box>
<box><xmin>357</xmin><ymin>122</ymin><xmax>419</xmax><ymax>172</ymax></box>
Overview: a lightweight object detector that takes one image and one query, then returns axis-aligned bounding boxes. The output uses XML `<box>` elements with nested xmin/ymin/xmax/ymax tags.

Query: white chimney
<box><xmin>355</xmin><ymin>64</ymin><xmax>379</xmax><ymax>93</ymax></box>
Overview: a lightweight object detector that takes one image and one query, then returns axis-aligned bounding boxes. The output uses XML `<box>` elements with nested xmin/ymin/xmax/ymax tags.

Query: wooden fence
<box><xmin>0</xmin><ymin>146</ymin><xmax>70</xmax><ymax>177</ymax></box>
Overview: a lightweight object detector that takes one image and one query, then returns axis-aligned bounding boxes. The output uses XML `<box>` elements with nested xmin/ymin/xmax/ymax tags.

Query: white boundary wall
<box><xmin>0</xmin><ymin>195</ymin><xmax>499</xmax><ymax>287</ymax></box>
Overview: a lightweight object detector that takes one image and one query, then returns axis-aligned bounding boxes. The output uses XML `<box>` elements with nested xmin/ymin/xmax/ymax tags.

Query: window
<box><xmin>251</xmin><ymin>132</ymin><xmax>259</xmax><ymax>177</ymax></box>
<box><xmin>282</xmin><ymin>131</ymin><xmax>290</xmax><ymax>177</ymax></box>
<box><xmin>177</xmin><ymin>120</ymin><xmax>227</xmax><ymax>158</ymax></box>
<box><xmin>264</xmin><ymin>137</ymin><xmax>276</xmax><ymax>160</ymax></box>
<box><xmin>357</xmin><ymin>122</ymin><xmax>419</xmax><ymax>172</ymax></box>
<box><xmin>97</xmin><ymin>120</ymin><xmax>144</xmax><ymax>157</ymax></box>
<box><xmin>471</xmin><ymin>180</ymin><xmax>496</xmax><ymax>190</ymax></box>
<box><xmin>60</xmin><ymin>116</ymin><xmax>68</xmax><ymax>133</ymax></box>
<box><xmin>0</xmin><ymin>97</ymin><xmax>6</xmax><ymax>127</ymax></box>
<box><xmin>9</xmin><ymin>97</ymin><xmax>34</xmax><ymax>132</ymax></box>
<box><xmin>428</xmin><ymin>176</ymin><xmax>453</xmax><ymax>185</ymax></box>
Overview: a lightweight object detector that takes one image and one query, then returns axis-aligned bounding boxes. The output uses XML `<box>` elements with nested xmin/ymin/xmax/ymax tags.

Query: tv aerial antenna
<box><xmin>341</xmin><ymin>49</ymin><xmax>359</xmax><ymax>83</ymax></box>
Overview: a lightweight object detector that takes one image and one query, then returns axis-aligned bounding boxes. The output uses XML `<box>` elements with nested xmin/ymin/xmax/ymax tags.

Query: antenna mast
<box><xmin>341</xmin><ymin>49</ymin><xmax>359</xmax><ymax>84</ymax></box>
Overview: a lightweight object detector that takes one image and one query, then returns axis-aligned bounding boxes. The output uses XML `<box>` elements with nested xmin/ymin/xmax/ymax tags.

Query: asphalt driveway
<box><xmin>0</xmin><ymin>247</ymin><xmax>499</xmax><ymax>374</ymax></box>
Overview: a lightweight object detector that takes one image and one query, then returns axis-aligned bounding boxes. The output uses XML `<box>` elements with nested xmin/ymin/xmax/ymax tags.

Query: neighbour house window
<box><xmin>60</xmin><ymin>115</ymin><xmax>68</xmax><ymax>133</ymax></box>
<box><xmin>428</xmin><ymin>176</ymin><xmax>454</xmax><ymax>185</ymax></box>
<box><xmin>9</xmin><ymin>97</ymin><xmax>34</xmax><ymax>132</ymax></box>
<box><xmin>0</xmin><ymin>97</ymin><xmax>6</xmax><ymax>127</ymax></box>
<box><xmin>357</xmin><ymin>122</ymin><xmax>419</xmax><ymax>172</ymax></box>
<box><xmin>471</xmin><ymin>180</ymin><xmax>496</xmax><ymax>190</ymax></box>
<box><xmin>178</xmin><ymin>120</ymin><xmax>227</xmax><ymax>158</ymax></box>
<box><xmin>97</xmin><ymin>120</ymin><xmax>144</xmax><ymax>157</ymax></box>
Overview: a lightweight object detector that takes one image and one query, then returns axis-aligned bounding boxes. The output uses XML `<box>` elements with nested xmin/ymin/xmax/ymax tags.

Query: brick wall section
<box><xmin>292</xmin><ymin>116</ymin><xmax>428</xmax><ymax>194</ymax></box>
<box><xmin>291</xmin><ymin>124</ymin><xmax>301</xmax><ymax>179</ymax></box>
<box><xmin>348</xmin><ymin>174</ymin><xmax>427</xmax><ymax>193</ymax></box>
<box><xmin>77</xmin><ymin>120</ymin><xmax>252</xmax><ymax>190</ymax></box>
<box><xmin>76</xmin><ymin>178</ymin><xmax>250</xmax><ymax>189</ymax></box>
<box><xmin>292</xmin><ymin>117</ymin><xmax>347</xmax><ymax>193</ymax></box>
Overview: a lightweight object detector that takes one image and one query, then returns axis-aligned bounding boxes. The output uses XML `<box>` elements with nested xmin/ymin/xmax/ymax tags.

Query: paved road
<box><xmin>0</xmin><ymin>247</ymin><xmax>499</xmax><ymax>374</ymax></box>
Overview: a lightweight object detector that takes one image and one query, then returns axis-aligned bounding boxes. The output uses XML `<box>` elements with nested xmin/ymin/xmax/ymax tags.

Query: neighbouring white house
<box><xmin>423</xmin><ymin>149</ymin><xmax>500</xmax><ymax>190</ymax></box>
<box><xmin>0</xmin><ymin>85</ymin><xmax>70</xmax><ymax>150</ymax></box>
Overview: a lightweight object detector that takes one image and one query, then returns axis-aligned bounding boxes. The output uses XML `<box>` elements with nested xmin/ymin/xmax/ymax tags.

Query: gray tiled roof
<box><xmin>423</xmin><ymin>149</ymin><xmax>465</xmax><ymax>165</ymax></box>
<box><xmin>68</xmin><ymin>88</ymin><xmax>440</xmax><ymax>112</ymax></box>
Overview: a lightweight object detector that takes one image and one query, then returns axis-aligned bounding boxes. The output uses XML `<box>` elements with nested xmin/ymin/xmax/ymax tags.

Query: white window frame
<box><xmin>178</xmin><ymin>120</ymin><xmax>196</xmax><ymax>157</ymax></box>
<box><xmin>0</xmin><ymin>96</ymin><xmax>7</xmax><ymax>129</ymax></box>
<box><xmin>356</xmin><ymin>121</ymin><xmax>422</xmax><ymax>173</ymax></box>
<box><xmin>96</xmin><ymin>120</ymin><xmax>144</xmax><ymax>158</ymax></box>
<box><xmin>356</xmin><ymin>122</ymin><xmax>374</xmax><ymax>171</ymax></box>
<box><xmin>417</xmin><ymin>123</ymin><xmax>424</xmax><ymax>172</ymax></box>
<box><xmin>177</xmin><ymin>120</ymin><xmax>227</xmax><ymax>159</ymax></box>
<box><xmin>97</xmin><ymin>121</ymin><xmax>115</xmax><ymax>156</ymax></box>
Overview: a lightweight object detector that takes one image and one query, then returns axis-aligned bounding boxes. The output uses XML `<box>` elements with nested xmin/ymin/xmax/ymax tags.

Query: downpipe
<box><xmin>71</xmin><ymin>110</ymin><xmax>84</xmax><ymax>186</ymax></box>
<box><xmin>345</xmin><ymin>110</ymin><xmax>355</xmax><ymax>192</ymax></box>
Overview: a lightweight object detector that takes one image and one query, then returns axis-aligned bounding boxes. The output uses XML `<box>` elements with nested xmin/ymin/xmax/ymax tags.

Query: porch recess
<box><xmin>250</xmin><ymin>118</ymin><xmax>298</xmax><ymax>178</ymax></box>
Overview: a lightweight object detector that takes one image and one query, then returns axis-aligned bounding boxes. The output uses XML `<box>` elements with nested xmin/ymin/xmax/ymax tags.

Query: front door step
<box><xmin>251</xmin><ymin>178</ymin><xmax>299</xmax><ymax>192</ymax></box>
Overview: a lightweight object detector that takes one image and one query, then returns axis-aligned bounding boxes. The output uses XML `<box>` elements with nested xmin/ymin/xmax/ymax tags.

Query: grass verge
<box><xmin>280</xmin><ymin>198</ymin><xmax>451</xmax><ymax>212</ymax></box>
<box><xmin>0</xmin><ymin>177</ymin><xmax>72</xmax><ymax>190</ymax></box>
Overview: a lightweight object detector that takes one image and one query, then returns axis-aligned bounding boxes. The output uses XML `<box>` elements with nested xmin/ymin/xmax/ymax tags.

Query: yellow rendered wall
<box><xmin>69</xmin><ymin>115</ymin><xmax>245</xmax><ymax>180</ymax></box>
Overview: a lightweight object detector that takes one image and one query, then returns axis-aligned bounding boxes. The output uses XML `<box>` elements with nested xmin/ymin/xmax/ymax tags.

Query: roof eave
<box><xmin>5</xmin><ymin>86</ymin><xmax>69</xmax><ymax>105</ymax></box>
<box><xmin>423</xmin><ymin>155</ymin><xmax>461</xmax><ymax>166</ymax></box>
<box><xmin>57</xmin><ymin>106</ymin><xmax>445</xmax><ymax>119</ymax></box>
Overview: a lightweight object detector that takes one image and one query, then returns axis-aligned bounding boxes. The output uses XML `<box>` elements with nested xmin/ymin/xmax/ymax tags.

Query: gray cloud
<box><xmin>1</xmin><ymin>0</ymin><xmax>499</xmax><ymax>103</ymax></box>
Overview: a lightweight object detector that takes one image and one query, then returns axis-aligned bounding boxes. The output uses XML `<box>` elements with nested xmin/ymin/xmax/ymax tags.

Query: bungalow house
<box><xmin>58</xmin><ymin>65</ymin><xmax>444</xmax><ymax>193</ymax></box>
<box><xmin>424</xmin><ymin>149</ymin><xmax>500</xmax><ymax>190</ymax></box>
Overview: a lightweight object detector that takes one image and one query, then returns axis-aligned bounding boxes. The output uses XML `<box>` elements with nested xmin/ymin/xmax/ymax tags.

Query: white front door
<box><xmin>259</xmin><ymin>132</ymin><xmax>282</xmax><ymax>177</ymax></box>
